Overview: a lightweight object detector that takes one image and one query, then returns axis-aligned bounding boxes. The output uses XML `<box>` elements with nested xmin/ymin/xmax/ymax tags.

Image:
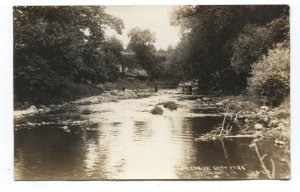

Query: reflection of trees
<box><xmin>81</xmin><ymin>128</ymin><xmax>110</xmax><ymax>179</ymax></box>
<box><xmin>187</xmin><ymin>116</ymin><xmax>224</xmax><ymax>135</ymax></box>
<box><xmin>174</xmin><ymin>116</ymin><xmax>229</xmax><ymax>178</ymax></box>
<box><xmin>15</xmin><ymin>125</ymin><xmax>86</xmax><ymax>179</ymax></box>
<box><xmin>14</xmin><ymin>124</ymin><xmax>110</xmax><ymax>179</ymax></box>
<box><xmin>133</xmin><ymin>121</ymin><xmax>153</xmax><ymax>140</ymax></box>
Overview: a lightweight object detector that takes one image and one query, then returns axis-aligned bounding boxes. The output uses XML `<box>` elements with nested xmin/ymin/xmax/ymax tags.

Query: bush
<box><xmin>247</xmin><ymin>43</ymin><xmax>289</xmax><ymax>106</ymax></box>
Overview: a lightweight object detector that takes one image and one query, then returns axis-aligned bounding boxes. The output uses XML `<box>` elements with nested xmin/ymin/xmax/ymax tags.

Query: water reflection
<box><xmin>14</xmin><ymin>94</ymin><xmax>289</xmax><ymax>180</ymax></box>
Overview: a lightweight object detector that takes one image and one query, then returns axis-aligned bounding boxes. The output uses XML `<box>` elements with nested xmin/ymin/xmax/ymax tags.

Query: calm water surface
<box><xmin>14</xmin><ymin>92</ymin><xmax>289</xmax><ymax>180</ymax></box>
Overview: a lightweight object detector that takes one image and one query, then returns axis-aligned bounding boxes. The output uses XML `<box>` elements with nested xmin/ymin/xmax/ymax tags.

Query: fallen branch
<box><xmin>270</xmin><ymin>158</ymin><xmax>275</xmax><ymax>179</ymax></box>
<box><xmin>253</xmin><ymin>142</ymin><xmax>273</xmax><ymax>179</ymax></box>
<box><xmin>222</xmin><ymin>134</ymin><xmax>259</xmax><ymax>138</ymax></box>
<box><xmin>219</xmin><ymin>114</ymin><xmax>227</xmax><ymax>136</ymax></box>
<box><xmin>221</xmin><ymin>139</ymin><xmax>228</xmax><ymax>160</ymax></box>
<box><xmin>242</xmin><ymin>120</ymin><xmax>259</xmax><ymax>133</ymax></box>
<box><xmin>195</xmin><ymin>134</ymin><xmax>259</xmax><ymax>141</ymax></box>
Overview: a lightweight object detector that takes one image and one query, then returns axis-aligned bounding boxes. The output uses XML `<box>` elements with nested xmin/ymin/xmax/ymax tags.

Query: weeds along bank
<box><xmin>193</xmin><ymin>93</ymin><xmax>290</xmax><ymax>177</ymax></box>
<box><xmin>223</xmin><ymin>95</ymin><xmax>289</xmax><ymax>138</ymax></box>
<box><xmin>194</xmin><ymin>94</ymin><xmax>290</xmax><ymax>179</ymax></box>
<box><xmin>205</xmin><ymin>41</ymin><xmax>290</xmax><ymax>141</ymax></box>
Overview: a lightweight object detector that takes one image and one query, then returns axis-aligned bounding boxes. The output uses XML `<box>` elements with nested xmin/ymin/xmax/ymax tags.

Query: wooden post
<box><xmin>188</xmin><ymin>86</ymin><xmax>192</xmax><ymax>95</ymax></box>
<box><xmin>154</xmin><ymin>87</ymin><xmax>158</xmax><ymax>92</ymax></box>
<box><xmin>182</xmin><ymin>86</ymin><xmax>185</xmax><ymax>93</ymax></box>
<box><xmin>122</xmin><ymin>87</ymin><xmax>125</xmax><ymax>92</ymax></box>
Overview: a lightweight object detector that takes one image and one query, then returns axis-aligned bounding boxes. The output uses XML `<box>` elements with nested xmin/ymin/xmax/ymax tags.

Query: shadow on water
<box><xmin>14</xmin><ymin>124</ymin><xmax>110</xmax><ymax>180</ymax></box>
<box><xmin>183</xmin><ymin>116</ymin><xmax>223</xmax><ymax>135</ymax></box>
<box><xmin>133</xmin><ymin>121</ymin><xmax>152</xmax><ymax>141</ymax></box>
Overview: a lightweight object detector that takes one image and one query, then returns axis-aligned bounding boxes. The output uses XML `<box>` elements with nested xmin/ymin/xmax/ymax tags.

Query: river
<box><xmin>14</xmin><ymin>90</ymin><xmax>289</xmax><ymax>180</ymax></box>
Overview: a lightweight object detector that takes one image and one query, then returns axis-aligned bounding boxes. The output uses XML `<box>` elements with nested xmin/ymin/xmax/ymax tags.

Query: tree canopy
<box><xmin>127</xmin><ymin>27</ymin><xmax>157</xmax><ymax>78</ymax></box>
<box><xmin>168</xmin><ymin>5</ymin><xmax>289</xmax><ymax>93</ymax></box>
<box><xmin>14</xmin><ymin>5</ymin><xmax>290</xmax><ymax>107</ymax></box>
<box><xmin>14</xmin><ymin>6</ymin><xmax>124</xmax><ymax>104</ymax></box>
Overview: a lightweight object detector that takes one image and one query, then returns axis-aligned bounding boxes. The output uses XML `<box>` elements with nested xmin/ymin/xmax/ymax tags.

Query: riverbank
<box><xmin>14</xmin><ymin>89</ymin><xmax>155</xmax><ymax>120</ymax></box>
<box><xmin>192</xmin><ymin>94</ymin><xmax>290</xmax><ymax>179</ymax></box>
<box><xmin>223</xmin><ymin>95</ymin><xmax>290</xmax><ymax>140</ymax></box>
<box><xmin>195</xmin><ymin>94</ymin><xmax>290</xmax><ymax>159</ymax></box>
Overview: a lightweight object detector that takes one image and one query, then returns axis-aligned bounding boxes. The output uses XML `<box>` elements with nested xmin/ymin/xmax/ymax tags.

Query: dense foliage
<box><xmin>168</xmin><ymin>5</ymin><xmax>289</xmax><ymax>94</ymax></box>
<box><xmin>248</xmin><ymin>43</ymin><xmax>290</xmax><ymax>106</ymax></box>
<box><xmin>14</xmin><ymin>6</ymin><xmax>124</xmax><ymax>105</ymax></box>
<box><xmin>231</xmin><ymin>15</ymin><xmax>289</xmax><ymax>76</ymax></box>
<box><xmin>127</xmin><ymin>27</ymin><xmax>157</xmax><ymax>78</ymax></box>
<box><xmin>14</xmin><ymin>6</ymin><xmax>290</xmax><ymax>108</ymax></box>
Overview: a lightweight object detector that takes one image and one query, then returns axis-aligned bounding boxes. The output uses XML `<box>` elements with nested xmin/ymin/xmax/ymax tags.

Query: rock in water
<box><xmin>150</xmin><ymin>106</ymin><xmax>163</xmax><ymax>115</ymax></box>
<box><xmin>216</xmin><ymin>102</ymin><xmax>223</xmax><ymax>107</ymax></box>
<box><xmin>274</xmin><ymin>139</ymin><xmax>285</xmax><ymax>146</ymax></box>
<box><xmin>254</xmin><ymin>123</ymin><xmax>264</xmax><ymax>130</ymax></box>
<box><xmin>161</xmin><ymin>101</ymin><xmax>177</xmax><ymax>110</ymax></box>
<box><xmin>260</xmin><ymin>105</ymin><xmax>269</xmax><ymax>112</ymax></box>
<box><xmin>202</xmin><ymin>97</ymin><xmax>211</xmax><ymax>101</ymax></box>
<box><xmin>26</xmin><ymin>122</ymin><xmax>35</xmax><ymax>126</ymax></box>
<box><xmin>28</xmin><ymin>105</ymin><xmax>38</xmax><ymax>114</ymax></box>
<box><xmin>60</xmin><ymin>126</ymin><xmax>71</xmax><ymax>133</ymax></box>
<box><xmin>61</xmin><ymin>126</ymin><xmax>68</xmax><ymax>130</ymax></box>
<box><xmin>39</xmin><ymin>105</ymin><xmax>47</xmax><ymax>109</ymax></box>
<box><xmin>29</xmin><ymin>105</ymin><xmax>37</xmax><ymax>110</ymax></box>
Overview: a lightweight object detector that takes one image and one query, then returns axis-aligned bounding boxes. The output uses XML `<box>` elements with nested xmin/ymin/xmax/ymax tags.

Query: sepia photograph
<box><xmin>13</xmin><ymin>5</ymin><xmax>290</xmax><ymax>180</ymax></box>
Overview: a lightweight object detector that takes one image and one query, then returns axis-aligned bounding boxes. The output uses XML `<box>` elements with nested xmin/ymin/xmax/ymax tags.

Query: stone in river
<box><xmin>254</xmin><ymin>123</ymin><xmax>264</xmax><ymax>130</ymax></box>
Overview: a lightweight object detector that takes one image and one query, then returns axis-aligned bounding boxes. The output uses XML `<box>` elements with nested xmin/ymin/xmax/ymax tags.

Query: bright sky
<box><xmin>104</xmin><ymin>5</ymin><xmax>181</xmax><ymax>50</ymax></box>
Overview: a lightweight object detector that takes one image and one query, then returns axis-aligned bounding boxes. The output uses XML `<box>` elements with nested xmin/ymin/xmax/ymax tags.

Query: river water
<box><xmin>14</xmin><ymin>90</ymin><xmax>289</xmax><ymax>180</ymax></box>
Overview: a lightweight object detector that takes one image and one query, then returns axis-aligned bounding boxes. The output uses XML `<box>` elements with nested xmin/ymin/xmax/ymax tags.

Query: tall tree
<box><xmin>104</xmin><ymin>36</ymin><xmax>124</xmax><ymax>73</ymax></box>
<box><xmin>127</xmin><ymin>27</ymin><xmax>156</xmax><ymax>78</ymax></box>
<box><xmin>230</xmin><ymin>14</ymin><xmax>289</xmax><ymax>76</ymax></box>
<box><xmin>14</xmin><ymin>6</ymin><xmax>124</xmax><ymax>104</ymax></box>
<box><xmin>169</xmin><ymin>5</ymin><xmax>288</xmax><ymax>92</ymax></box>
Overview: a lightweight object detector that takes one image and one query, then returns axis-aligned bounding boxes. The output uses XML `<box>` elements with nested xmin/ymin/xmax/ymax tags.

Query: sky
<box><xmin>104</xmin><ymin>5</ymin><xmax>181</xmax><ymax>50</ymax></box>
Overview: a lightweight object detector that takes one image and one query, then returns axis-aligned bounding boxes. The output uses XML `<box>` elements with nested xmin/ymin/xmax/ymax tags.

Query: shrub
<box><xmin>247</xmin><ymin>43</ymin><xmax>289</xmax><ymax>106</ymax></box>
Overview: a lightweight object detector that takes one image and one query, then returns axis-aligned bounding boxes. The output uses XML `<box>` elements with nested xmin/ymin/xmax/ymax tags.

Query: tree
<box><xmin>14</xmin><ymin>6</ymin><xmax>124</xmax><ymax>104</ymax></box>
<box><xmin>105</xmin><ymin>36</ymin><xmax>124</xmax><ymax>58</ymax></box>
<box><xmin>230</xmin><ymin>14</ymin><xmax>289</xmax><ymax>77</ymax></box>
<box><xmin>164</xmin><ymin>36</ymin><xmax>189</xmax><ymax>81</ymax></box>
<box><xmin>169</xmin><ymin>5</ymin><xmax>288</xmax><ymax>92</ymax></box>
<box><xmin>127</xmin><ymin>27</ymin><xmax>156</xmax><ymax>78</ymax></box>
<box><xmin>104</xmin><ymin>36</ymin><xmax>124</xmax><ymax>73</ymax></box>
